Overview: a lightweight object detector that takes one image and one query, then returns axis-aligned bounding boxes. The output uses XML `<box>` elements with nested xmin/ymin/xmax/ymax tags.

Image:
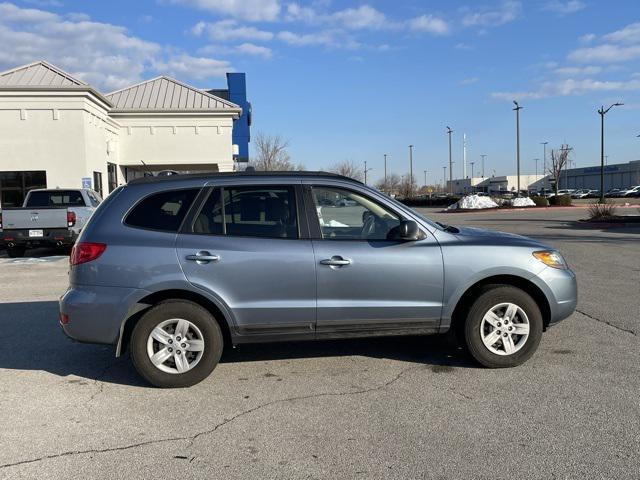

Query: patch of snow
<box><xmin>510</xmin><ymin>197</ymin><xmax>536</xmax><ymax>207</ymax></box>
<box><xmin>446</xmin><ymin>195</ymin><xmax>499</xmax><ymax>210</ymax></box>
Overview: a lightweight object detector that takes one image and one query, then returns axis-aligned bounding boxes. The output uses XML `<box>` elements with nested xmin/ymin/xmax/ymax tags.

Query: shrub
<box><xmin>588</xmin><ymin>200</ymin><xmax>617</xmax><ymax>220</ymax></box>
<box><xmin>549</xmin><ymin>194</ymin><xmax>572</xmax><ymax>206</ymax></box>
<box><xmin>531</xmin><ymin>196</ymin><xmax>549</xmax><ymax>207</ymax></box>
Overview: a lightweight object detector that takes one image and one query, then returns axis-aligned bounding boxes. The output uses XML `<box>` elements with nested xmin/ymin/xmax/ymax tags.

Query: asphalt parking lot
<box><xmin>0</xmin><ymin>207</ymin><xmax>638</xmax><ymax>479</ymax></box>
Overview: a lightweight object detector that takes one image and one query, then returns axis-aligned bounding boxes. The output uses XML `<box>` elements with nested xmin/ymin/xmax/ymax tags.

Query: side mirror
<box><xmin>397</xmin><ymin>220</ymin><xmax>420</xmax><ymax>241</ymax></box>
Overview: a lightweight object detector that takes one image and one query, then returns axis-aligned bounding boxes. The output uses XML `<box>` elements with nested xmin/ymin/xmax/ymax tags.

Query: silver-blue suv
<box><xmin>60</xmin><ymin>172</ymin><xmax>577</xmax><ymax>387</ymax></box>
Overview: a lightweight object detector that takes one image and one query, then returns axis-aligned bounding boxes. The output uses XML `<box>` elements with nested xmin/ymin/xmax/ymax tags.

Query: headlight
<box><xmin>533</xmin><ymin>250</ymin><xmax>568</xmax><ymax>269</ymax></box>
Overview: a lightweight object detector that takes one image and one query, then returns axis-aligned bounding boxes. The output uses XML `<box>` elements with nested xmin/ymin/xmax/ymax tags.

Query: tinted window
<box><xmin>25</xmin><ymin>190</ymin><xmax>85</xmax><ymax>207</ymax></box>
<box><xmin>311</xmin><ymin>187</ymin><xmax>401</xmax><ymax>240</ymax></box>
<box><xmin>192</xmin><ymin>186</ymin><xmax>298</xmax><ymax>239</ymax></box>
<box><xmin>126</xmin><ymin>189</ymin><xmax>199</xmax><ymax>232</ymax></box>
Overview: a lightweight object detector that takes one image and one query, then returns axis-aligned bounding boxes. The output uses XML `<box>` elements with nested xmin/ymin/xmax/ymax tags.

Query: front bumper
<box><xmin>59</xmin><ymin>284</ymin><xmax>149</xmax><ymax>345</ymax></box>
<box><xmin>532</xmin><ymin>266</ymin><xmax>578</xmax><ymax>325</ymax></box>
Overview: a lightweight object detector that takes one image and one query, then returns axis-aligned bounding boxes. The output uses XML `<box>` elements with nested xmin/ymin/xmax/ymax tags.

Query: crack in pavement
<box><xmin>576</xmin><ymin>309</ymin><xmax>637</xmax><ymax>337</ymax></box>
<box><xmin>0</xmin><ymin>364</ymin><xmax>423</xmax><ymax>470</ymax></box>
<box><xmin>83</xmin><ymin>360</ymin><xmax>122</xmax><ymax>410</ymax></box>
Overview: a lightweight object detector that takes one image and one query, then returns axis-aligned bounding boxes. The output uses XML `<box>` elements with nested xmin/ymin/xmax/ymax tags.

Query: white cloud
<box><xmin>191</xmin><ymin>19</ymin><xmax>274</xmax><ymax>41</ymax></box>
<box><xmin>568</xmin><ymin>44</ymin><xmax>640</xmax><ymax>63</ymax></box>
<box><xmin>166</xmin><ymin>0</ymin><xmax>281</xmax><ymax>22</ymax></box>
<box><xmin>462</xmin><ymin>1</ymin><xmax>521</xmax><ymax>28</ymax></box>
<box><xmin>492</xmin><ymin>77</ymin><xmax>640</xmax><ymax>100</ymax></box>
<box><xmin>0</xmin><ymin>2</ymin><xmax>233</xmax><ymax>91</ymax></box>
<box><xmin>198</xmin><ymin>43</ymin><xmax>273</xmax><ymax>58</ymax></box>
<box><xmin>407</xmin><ymin>15</ymin><xmax>450</xmax><ymax>35</ymax></box>
<box><xmin>603</xmin><ymin>22</ymin><xmax>640</xmax><ymax>45</ymax></box>
<box><xmin>152</xmin><ymin>54</ymin><xmax>232</xmax><ymax>80</ymax></box>
<box><xmin>579</xmin><ymin>33</ymin><xmax>596</xmax><ymax>44</ymax></box>
<box><xmin>459</xmin><ymin>77</ymin><xmax>478</xmax><ymax>85</ymax></box>
<box><xmin>542</xmin><ymin>1</ymin><xmax>586</xmax><ymax>15</ymax></box>
<box><xmin>331</xmin><ymin>5</ymin><xmax>387</xmax><ymax>30</ymax></box>
<box><xmin>554</xmin><ymin>65</ymin><xmax>603</xmax><ymax>76</ymax></box>
<box><xmin>276</xmin><ymin>30</ymin><xmax>360</xmax><ymax>49</ymax></box>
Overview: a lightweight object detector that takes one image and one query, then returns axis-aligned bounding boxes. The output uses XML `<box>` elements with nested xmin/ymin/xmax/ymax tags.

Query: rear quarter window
<box><xmin>125</xmin><ymin>189</ymin><xmax>199</xmax><ymax>232</ymax></box>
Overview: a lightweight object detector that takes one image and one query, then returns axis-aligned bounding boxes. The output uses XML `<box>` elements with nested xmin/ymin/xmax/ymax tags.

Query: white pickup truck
<box><xmin>0</xmin><ymin>188</ymin><xmax>101</xmax><ymax>257</ymax></box>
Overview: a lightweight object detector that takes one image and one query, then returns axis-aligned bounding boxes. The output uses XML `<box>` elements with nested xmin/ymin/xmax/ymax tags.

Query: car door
<box><xmin>305</xmin><ymin>183</ymin><xmax>444</xmax><ymax>335</ymax></box>
<box><xmin>175</xmin><ymin>183</ymin><xmax>317</xmax><ymax>339</ymax></box>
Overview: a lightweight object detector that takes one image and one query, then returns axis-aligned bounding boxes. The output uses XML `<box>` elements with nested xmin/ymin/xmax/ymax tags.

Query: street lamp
<box><xmin>598</xmin><ymin>102</ymin><xmax>623</xmax><ymax>203</ymax></box>
<box><xmin>470</xmin><ymin>161</ymin><xmax>475</xmax><ymax>178</ymax></box>
<box><xmin>364</xmin><ymin>160</ymin><xmax>373</xmax><ymax>185</ymax></box>
<box><xmin>442</xmin><ymin>166</ymin><xmax>447</xmax><ymax>193</ymax></box>
<box><xmin>480</xmin><ymin>154</ymin><xmax>486</xmax><ymax>177</ymax></box>
<box><xmin>513</xmin><ymin>101</ymin><xmax>523</xmax><ymax>196</ymax></box>
<box><xmin>423</xmin><ymin>169</ymin><xmax>427</xmax><ymax>188</ymax></box>
<box><xmin>541</xmin><ymin>141</ymin><xmax>548</xmax><ymax>178</ymax></box>
<box><xmin>383</xmin><ymin>154</ymin><xmax>388</xmax><ymax>184</ymax></box>
<box><xmin>408</xmin><ymin>145</ymin><xmax>414</xmax><ymax>197</ymax></box>
<box><xmin>446</xmin><ymin>127</ymin><xmax>453</xmax><ymax>194</ymax></box>
<box><xmin>534</xmin><ymin>158</ymin><xmax>539</xmax><ymax>178</ymax></box>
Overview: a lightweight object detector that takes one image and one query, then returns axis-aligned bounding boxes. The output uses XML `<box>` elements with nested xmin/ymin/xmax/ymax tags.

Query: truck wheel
<box><xmin>130</xmin><ymin>300</ymin><xmax>224</xmax><ymax>388</ymax></box>
<box><xmin>464</xmin><ymin>285</ymin><xmax>543</xmax><ymax>368</ymax></box>
<box><xmin>7</xmin><ymin>247</ymin><xmax>26</xmax><ymax>258</ymax></box>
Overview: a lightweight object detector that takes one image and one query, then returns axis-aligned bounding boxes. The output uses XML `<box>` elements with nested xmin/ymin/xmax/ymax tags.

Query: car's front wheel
<box><xmin>130</xmin><ymin>300</ymin><xmax>224</xmax><ymax>388</ymax></box>
<box><xmin>464</xmin><ymin>286</ymin><xmax>543</xmax><ymax>368</ymax></box>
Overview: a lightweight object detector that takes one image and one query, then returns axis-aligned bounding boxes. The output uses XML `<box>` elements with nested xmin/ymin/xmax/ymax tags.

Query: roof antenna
<box><xmin>140</xmin><ymin>160</ymin><xmax>154</xmax><ymax>177</ymax></box>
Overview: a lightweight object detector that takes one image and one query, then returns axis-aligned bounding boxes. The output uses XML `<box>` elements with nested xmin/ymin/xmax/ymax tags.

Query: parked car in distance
<box><xmin>60</xmin><ymin>172</ymin><xmax>577</xmax><ymax>388</ymax></box>
<box><xmin>604</xmin><ymin>188</ymin><xmax>622</xmax><ymax>198</ymax></box>
<box><xmin>619</xmin><ymin>185</ymin><xmax>640</xmax><ymax>198</ymax></box>
<box><xmin>571</xmin><ymin>189</ymin><xmax>598</xmax><ymax>199</ymax></box>
<box><xmin>0</xmin><ymin>188</ymin><xmax>101</xmax><ymax>257</ymax></box>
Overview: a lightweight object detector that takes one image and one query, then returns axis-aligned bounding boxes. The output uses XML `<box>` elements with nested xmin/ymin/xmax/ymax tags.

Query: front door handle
<box><xmin>186</xmin><ymin>251</ymin><xmax>220</xmax><ymax>264</ymax></box>
<box><xmin>320</xmin><ymin>256</ymin><xmax>352</xmax><ymax>267</ymax></box>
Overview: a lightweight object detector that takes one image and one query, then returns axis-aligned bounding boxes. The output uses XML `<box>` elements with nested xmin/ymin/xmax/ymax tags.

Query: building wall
<box><xmin>113</xmin><ymin>115</ymin><xmax>235</xmax><ymax>173</ymax></box>
<box><xmin>0</xmin><ymin>94</ymin><xmax>113</xmax><ymax>191</ymax></box>
<box><xmin>559</xmin><ymin>161</ymin><xmax>640</xmax><ymax>190</ymax></box>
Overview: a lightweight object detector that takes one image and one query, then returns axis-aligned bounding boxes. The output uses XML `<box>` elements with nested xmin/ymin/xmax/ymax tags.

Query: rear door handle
<box><xmin>186</xmin><ymin>251</ymin><xmax>220</xmax><ymax>264</ymax></box>
<box><xmin>320</xmin><ymin>256</ymin><xmax>352</xmax><ymax>267</ymax></box>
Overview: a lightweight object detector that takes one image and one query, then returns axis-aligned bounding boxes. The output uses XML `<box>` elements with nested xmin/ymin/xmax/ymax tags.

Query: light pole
<box><xmin>408</xmin><ymin>145</ymin><xmax>414</xmax><ymax>198</ymax></box>
<box><xmin>534</xmin><ymin>158</ymin><xmax>539</xmax><ymax>178</ymax></box>
<box><xmin>598</xmin><ymin>103</ymin><xmax>623</xmax><ymax>203</ymax></box>
<box><xmin>383</xmin><ymin>154</ymin><xmax>388</xmax><ymax>184</ymax></box>
<box><xmin>364</xmin><ymin>160</ymin><xmax>372</xmax><ymax>185</ymax></box>
<box><xmin>513</xmin><ymin>101</ymin><xmax>523</xmax><ymax>196</ymax></box>
<box><xmin>423</xmin><ymin>170</ymin><xmax>427</xmax><ymax>187</ymax></box>
<box><xmin>442</xmin><ymin>166</ymin><xmax>447</xmax><ymax>193</ymax></box>
<box><xmin>446</xmin><ymin>127</ymin><xmax>453</xmax><ymax>194</ymax></box>
<box><xmin>480</xmin><ymin>154</ymin><xmax>486</xmax><ymax>177</ymax></box>
<box><xmin>540</xmin><ymin>142</ymin><xmax>548</xmax><ymax>177</ymax></box>
<box><xmin>470</xmin><ymin>161</ymin><xmax>475</xmax><ymax>178</ymax></box>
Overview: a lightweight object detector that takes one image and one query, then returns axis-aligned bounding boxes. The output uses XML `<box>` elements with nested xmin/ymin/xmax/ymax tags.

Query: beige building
<box><xmin>0</xmin><ymin>61</ymin><xmax>242</xmax><ymax>206</ymax></box>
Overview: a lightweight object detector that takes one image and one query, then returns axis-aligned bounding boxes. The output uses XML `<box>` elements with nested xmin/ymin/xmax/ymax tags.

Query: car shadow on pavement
<box><xmin>0</xmin><ymin>300</ymin><xmax>477</xmax><ymax>388</ymax></box>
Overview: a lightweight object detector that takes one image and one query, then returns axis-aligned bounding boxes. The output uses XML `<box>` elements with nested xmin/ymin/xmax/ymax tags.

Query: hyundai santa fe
<box><xmin>60</xmin><ymin>172</ymin><xmax>577</xmax><ymax>388</ymax></box>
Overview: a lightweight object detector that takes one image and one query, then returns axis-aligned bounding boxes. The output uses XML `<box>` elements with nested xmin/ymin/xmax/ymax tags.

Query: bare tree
<box><xmin>329</xmin><ymin>160</ymin><xmax>364</xmax><ymax>181</ymax></box>
<box><xmin>250</xmin><ymin>133</ymin><xmax>301</xmax><ymax>171</ymax></box>
<box><xmin>548</xmin><ymin>144</ymin><xmax>572</xmax><ymax>195</ymax></box>
<box><xmin>398</xmin><ymin>174</ymin><xmax>418</xmax><ymax>199</ymax></box>
<box><xmin>375</xmin><ymin>173</ymin><xmax>401</xmax><ymax>195</ymax></box>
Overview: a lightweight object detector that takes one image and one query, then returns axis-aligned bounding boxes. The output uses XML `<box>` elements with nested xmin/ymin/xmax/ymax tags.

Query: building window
<box><xmin>107</xmin><ymin>163</ymin><xmax>117</xmax><ymax>193</ymax></box>
<box><xmin>93</xmin><ymin>171</ymin><xmax>103</xmax><ymax>197</ymax></box>
<box><xmin>0</xmin><ymin>171</ymin><xmax>47</xmax><ymax>207</ymax></box>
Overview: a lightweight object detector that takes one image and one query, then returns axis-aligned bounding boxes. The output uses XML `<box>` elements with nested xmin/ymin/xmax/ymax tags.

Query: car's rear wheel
<box><xmin>464</xmin><ymin>286</ymin><xmax>543</xmax><ymax>368</ymax></box>
<box><xmin>130</xmin><ymin>300</ymin><xmax>223</xmax><ymax>388</ymax></box>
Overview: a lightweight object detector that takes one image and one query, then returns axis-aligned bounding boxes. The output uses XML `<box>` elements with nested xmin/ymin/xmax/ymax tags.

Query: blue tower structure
<box><xmin>207</xmin><ymin>73</ymin><xmax>251</xmax><ymax>163</ymax></box>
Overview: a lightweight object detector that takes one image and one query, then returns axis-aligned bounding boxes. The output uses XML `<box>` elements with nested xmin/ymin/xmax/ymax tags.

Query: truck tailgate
<box><xmin>1</xmin><ymin>208</ymin><xmax>68</xmax><ymax>229</ymax></box>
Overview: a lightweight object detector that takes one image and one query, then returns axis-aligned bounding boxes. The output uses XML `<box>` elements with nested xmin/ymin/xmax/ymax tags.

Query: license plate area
<box><xmin>29</xmin><ymin>229</ymin><xmax>44</xmax><ymax>238</ymax></box>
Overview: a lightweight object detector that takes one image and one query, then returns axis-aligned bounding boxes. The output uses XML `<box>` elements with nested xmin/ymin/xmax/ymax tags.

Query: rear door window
<box><xmin>191</xmin><ymin>186</ymin><xmax>298</xmax><ymax>239</ymax></box>
<box><xmin>125</xmin><ymin>189</ymin><xmax>199</xmax><ymax>232</ymax></box>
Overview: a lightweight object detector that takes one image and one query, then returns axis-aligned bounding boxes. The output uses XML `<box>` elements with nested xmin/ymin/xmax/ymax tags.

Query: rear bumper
<box><xmin>532</xmin><ymin>266</ymin><xmax>578</xmax><ymax>325</ymax></box>
<box><xmin>1</xmin><ymin>228</ymin><xmax>76</xmax><ymax>247</ymax></box>
<box><xmin>59</xmin><ymin>284</ymin><xmax>149</xmax><ymax>345</ymax></box>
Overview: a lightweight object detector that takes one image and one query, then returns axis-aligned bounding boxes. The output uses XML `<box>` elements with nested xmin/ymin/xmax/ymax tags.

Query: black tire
<box><xmin>464</xmin><ymin>285</ymin><xmax>543</xmax><ymax>368</ymax></box>
<box><xmin>130</xmin><ymin>300</ymin><xmax>224</xmax><ymax>388</ymax></box>
<box><xmin>7</xmin><ymin>247</ymin><xmax>26</xmax><ymax>258</ymax></box>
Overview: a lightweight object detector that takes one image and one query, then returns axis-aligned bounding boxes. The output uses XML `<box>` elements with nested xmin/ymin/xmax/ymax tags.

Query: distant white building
<box><xmin>448</xmin><ymin>174</ymin><xmax>549</xmax><ymax>195</ymax></box>
<box><xmin>0</xmin><ymin>61</ymin><xmax>242</xmax><ymax>206</ymax></box>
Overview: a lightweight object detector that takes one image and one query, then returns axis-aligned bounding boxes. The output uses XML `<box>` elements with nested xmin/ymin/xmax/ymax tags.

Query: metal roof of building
<box><xmin>0</xmin><ymin>61</ymin><xmax>87</xmax><ymax>87</ymax></box>
<box><xmin>106</xmin><ymin>76</ymin><xmax>241</xmax><ymax>113</ymax></box>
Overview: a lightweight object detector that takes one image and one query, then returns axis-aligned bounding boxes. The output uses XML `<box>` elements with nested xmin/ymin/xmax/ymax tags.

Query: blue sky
<box><xmin>1</xmin><ymin>0</ymin><xmax>639</xmax><ymax>183</ymax></box>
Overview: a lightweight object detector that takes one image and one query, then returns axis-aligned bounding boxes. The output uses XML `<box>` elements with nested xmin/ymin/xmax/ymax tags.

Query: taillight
<box><xmin>70</xmin><ymin>242</ymin><xmax>106</xmax><ymax>266</ymax></box>
<box><xmin>59</xmin><ymin>312</ymin><xmax>70</xmax><ymax>325</ymax></box>
<box><xmin>67</xmin><ymin>211</ymin><xmax>76</xmax><ymax>227</ymax></box>
<box><xmin>0</xmin><ymin>212</ymin><xmax>3</xmax><ymax>229</ymax></box>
